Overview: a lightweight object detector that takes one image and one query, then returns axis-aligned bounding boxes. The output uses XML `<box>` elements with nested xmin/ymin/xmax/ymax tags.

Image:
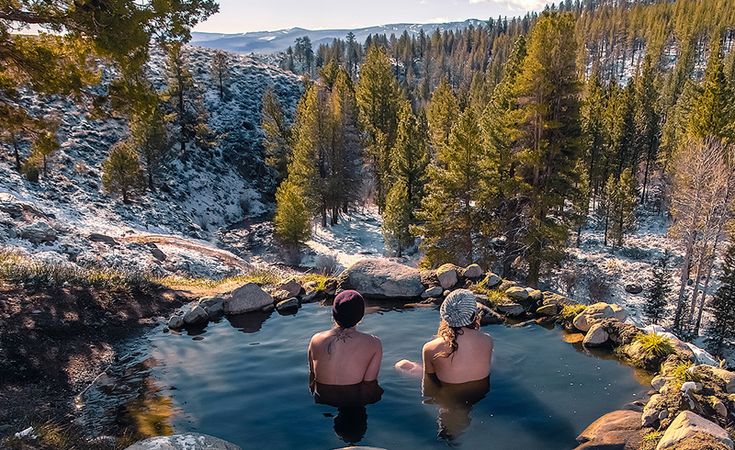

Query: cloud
<box><xmin>469</xmin><ymin>0</ymin><xmax>548</xmax><ymax>11</ymax></box>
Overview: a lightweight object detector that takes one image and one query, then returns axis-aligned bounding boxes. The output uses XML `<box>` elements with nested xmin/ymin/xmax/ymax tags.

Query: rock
<box><xmin>482</xmin><ymin>273</ymin><xmax>502</xmax><ymax>288</ymax></box>
<box><xmin>198</xmin><ymin>297</ymin><xmax>224</xmax><ymax>317</ymax></box>
<box><xmin>625</xmin><ymin>283</ymin><xmax>643</xmax><ymax>294</ymax></box>
<box><xmin>301</xmin><ymin>290</ymin><xmax>319</xmax><ymax>303</ymax></box>
<box><xmin>20</xmin><ymin>221</ymin><xmax>57</xmax><ymax>244</ymax></box>
<box><xmin>150</xmin><ymin>247</ymin><xmax>166</xmax><ymax>261</ymax></box>
<box><xmin>421</xmin><ymin>286</ymin><xmax>443</xmax><ymax>298</ymax></box>
<box><xmin>642</xmin><ymin>394</ymin><xmax>665</xmax><ymax>427</ymax></box>
<box><xmin>573</xmin><ymin>303</ymin><xmax>616</xmax><ymax>332</ymax></box>
<box><xmin>575</xmin><ymin>410</ymin><xmax>644</xmax><ymax>450</ymax></box>
<box><xmin>536</xmin><ymin>303</ymin><xmax>558</xmax><ymax>316</ymax></box>
<box><xmin>224</xmin><ymin>283</ymin><xmax>274</xmax><ymax>315</ymax></box>
<box><xmin>707</xmin><ymin>367</ymin><xmax>735</xmax><ymax>393</ymax></box>
<box><xmin>338</xmin><ymin>259</ymin><xmax>424</xmax><ymax>299</ymax></box>
<box><xmin>477</xmin><ymin>303</ymin><xmax>503</xmax><ymax>325</ymax></box>
<box><xmin>463</xmin><ymin>264</ymin><xmax>484</xmax><ymax>279</ymax></box>
<box><xmin>276</xmin><ymin>297</ymin><xmax>299</xmax><ymax>312</ymax></box>
<box><xmin>651</xmin><ymin>375</ymin><xmax>670</xmax><ymax>392</ymax></box>
<box><xmin>272</xmin><ymin>289</ymin><xmax>292</xmax><ymax>301</ymax></box>
<box><xmin>436</xmin><ymin>264</ymin><xmax>459</xmax><ymax>289</ymax></box>
<box><xmin>583</xmin><ymin>323</ymin><xmax>609</xmax><ymax>347</ymax></box>
<box><xmin>656</xmin><ymin>411</ymin><xmax>734</xmax><ymax>450</ymax></box>
<box><xmin>505</xmin><ymin>286</ymin><xmax>529</xmax><ymax>302</ymax></box>
<box><xmin>89</xmin><ymin>233</ymin><xmax>117</xmax><ymax>245</ymax></box>
<box><xmin>183</xmin><ymin>306</ymin><xmax>209</xmax><ymax>326</ymax></box>
<box><xmin>124</xmin><ymin>433</ymin><xmax>241</xmax><ymax>450</ymax></box>
<box><xmin>496</xmin><ymin>302</ymin><xmax>525</xmax><ymax>317</ymax></box>
<box><xmin>681</xmin><ymin>381</ymin><xmax>702</xmax><ymax>394</ymax></box>
<box><xmin>610</xmin><ymin>303</ymin><xmax>628</xmax><ymax>322</ymax></box>
<box><xmin>276</xmin><ymin>278</ymin><xmax>302</xmax><ymax>297</ymax></box>
<box><xmin>168</xmin><ymin>315</ymin><xmax>184</xmax><ymax>330</ymax></box>
<box><xmin>527</xmin><ymin>289</ymin><xmax>543</xmax><ymax>302</ymax></box>
<box><xmin>713</xmin><ymin>399</ymin><xmax>728</xmax><ymax>418</ymax></box>
<box><xmin>573</xmin><ymin>313</ymin><xmax>593</xmax><ymax>332</ymax></box>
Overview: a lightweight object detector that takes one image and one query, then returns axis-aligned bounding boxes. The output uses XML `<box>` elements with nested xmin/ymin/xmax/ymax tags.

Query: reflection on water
<box><xmin>311</xmin><ymin>381</ymin><xmax>384</xmax><ymax>444</ymax></box>
<box><xmin>422</xmin><ymin>375</ymin><xmax>489</xmax><ymax>441</ymax></box>
<box><xmin>75</xmin><ymin>302</ymin><xmax>649</xmax><ymax>449</ymax></box>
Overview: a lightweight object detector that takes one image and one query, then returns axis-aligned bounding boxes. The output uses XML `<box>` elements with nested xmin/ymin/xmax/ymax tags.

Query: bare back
<box><xmin>308</xmin><ymin>328</ymin><xmax>382</xmax><ymax>385</ymax></box>
<box><xmin>423</xmin><ymin>328</ymin><xmax>493</xmax><ymax>384</ymax></box>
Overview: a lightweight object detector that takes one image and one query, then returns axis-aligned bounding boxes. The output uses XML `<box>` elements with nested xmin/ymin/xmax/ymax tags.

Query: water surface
<box><xmin>80</xmin><ymin>303</ymin><xmax>649</xmax><ymax>449</ymax></box>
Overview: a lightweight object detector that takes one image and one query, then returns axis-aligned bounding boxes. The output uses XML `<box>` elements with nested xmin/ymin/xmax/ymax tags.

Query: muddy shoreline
<box><xmin>0</xmin><ymin>281</ymin><xmax>186</xmax><ymax>447</ymax></box>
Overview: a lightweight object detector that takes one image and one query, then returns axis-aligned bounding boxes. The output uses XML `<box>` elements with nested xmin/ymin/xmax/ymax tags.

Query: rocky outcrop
<box><xmin>183</xmin><ymin>305</ymin><xmax>209</xmax><ymax>325</ymax></box>
<box><xmin>573</xmin><ymin>302</ymin><xmax>627</xmax><ymax>332</ymax></box>
<box><xmin>276</xmin><ymin>278</ymin><xmax>302</xmax><ymax>297</ymax></box>
<box><xmin>276</xmin><ymin>297</ymin><xmax>299</xmax><ymax>312</ymax></box>
<box><xmin>505</xmin><ymin>286</ymin><xmax>529</xmax><ymax>302</ymax></box>
<box><xmin>125</xmin><ymin>433</ymin><xmax>241</xmax><ymax>450</ymax></box>
<box><xmin>656</xmin><ymin>411</ymin><xmax>733</xmax><ymax>450</ymax></box>
<box><xmin>583</xmin><ymin>323</ymin><xmax>609</xmax><ymax>347</ymax></box>
<box><xmin>223</xmin><ymin>283</ymin><xmax>274</xmax><ymax>314</ymax></box>
<box><xmin>338</xmin><ymin>259</ymin><xmax>423</xmax><ymax>299</ymax></box>
<box><xmin>575</xmin><ymin>409</ymin><xmax>644</xmax><ymax>450</ymax></box>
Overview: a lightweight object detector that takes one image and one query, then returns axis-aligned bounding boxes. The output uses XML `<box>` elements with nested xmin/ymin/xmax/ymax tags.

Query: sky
<box><xmin>193</xmin><ymin>0</ymin><xmax>550</xmax><ymax>33</ymax></box>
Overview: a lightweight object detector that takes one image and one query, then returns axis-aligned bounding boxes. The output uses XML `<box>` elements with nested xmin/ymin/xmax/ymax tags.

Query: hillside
<box><xmin>0</xmin><ymin>46</ymin><xmax>302</xmax><ymax>278</ymax></box>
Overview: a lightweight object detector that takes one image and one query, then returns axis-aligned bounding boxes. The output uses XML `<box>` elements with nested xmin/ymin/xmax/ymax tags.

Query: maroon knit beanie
<box><xmin>332</xmin><ymin>290</ymin><xmax>365</xmax><ymax>328</ymax></box>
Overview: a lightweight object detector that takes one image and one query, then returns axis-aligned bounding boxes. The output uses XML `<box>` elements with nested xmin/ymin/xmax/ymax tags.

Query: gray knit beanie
<box><xmin>440</xmin><ymin>289</ymin><xmax>477</xmax><ymax>327</ymax></box>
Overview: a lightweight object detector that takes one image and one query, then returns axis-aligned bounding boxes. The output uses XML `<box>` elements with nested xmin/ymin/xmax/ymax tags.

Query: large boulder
<box><xmin>463</xmin><ymin>264</ymin><xmax>484</xmax><ymax>279</ymax></box>
<box><xmin>421</xmin><ymin>286</ymin><xmax>443</xmax><ymax>299</ymax></box>
<box><xmin>656</xmin><ymin>411</ymin><xmax>733</xmax><ymax>450</ymax></box>
<box><xmin>125</xmin><ymin>434</ymin><xmax>241</xmax><ymax>450</ymax></box>
<box><xmin>573</xmin><ymin>302</ymin><xmax>619</xmax><ymax>332</ymax></box>
<box><xmin>224</xmin><ymin>283</ymin><xmax>274</xmax><ymax>314</ymax></box>
<box><xmin>482</xmin><ymin>273</ymin><xmax>502</xmax><ymax>288</ymax></box>
<box><xmin>436</xmin><ymin>264</ymin><xmax>459</xmax><ymax>289</ymax></box>
<box><xmin>338</xmin><ymin>259</ymin><xmax>424</xmax><ymax>299</ymax></box>
<box><xmin>625</xmin><ymin>283</ymin><xmax>643</xmax><ymax>294</ymax></box>
<box><xmin>575</xmin><ymin>410</ymin><xmax>644</xmax><ymax>450</ymax></box>
<box><xmin>496</xmin><ymin>302</ymin><xmax>525</xmax><ymax>317</ymax></box>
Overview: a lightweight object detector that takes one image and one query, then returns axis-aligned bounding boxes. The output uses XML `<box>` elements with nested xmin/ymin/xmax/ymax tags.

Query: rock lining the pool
<box><xmin>161</xmin><ymin>258</ymin><xmax>735</xmax><ymax>450</ymax></box>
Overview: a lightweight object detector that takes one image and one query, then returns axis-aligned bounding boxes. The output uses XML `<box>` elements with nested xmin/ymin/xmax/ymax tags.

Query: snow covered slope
<box><xmin>0</xmin><ymin>46</ymin><xmax>302</xmax><ymax>277</ymax></box>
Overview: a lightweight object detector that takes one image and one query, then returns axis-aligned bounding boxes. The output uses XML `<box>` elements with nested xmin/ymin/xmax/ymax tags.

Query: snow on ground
<box><xmin>301</xmin><ymin>205</ymin><xmax>407</xmax><ymax>271</ymax></box>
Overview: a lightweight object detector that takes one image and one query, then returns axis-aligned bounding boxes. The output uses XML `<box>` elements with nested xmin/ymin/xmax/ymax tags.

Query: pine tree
<box><xmin>634</xmin><ymin>55</ymin><xmax>661</xmax><ymax>203</ymax></box>
<box><xmin>708</xmin><ymin>244</ymin><xmax>735</xmax><ymax>352</ymax></box>
<box><xmin>162</xmin><ymin>43</ymin><xmax>211</xmax><ymax>158</ymax></box>
<box><xmin>355</xmin><ymin>45</ymin><xmax>401</xmax><ymax>211</ymax></box>
<box><xmin>262</xmin><ymin>89</ymin><xmax>293</xmax><ymax>182</ymax></box>
<box><xmin>210</xmin><ymin>50</ymin><xmax>230</xmax><ymax>100</ymax></box>
<box><xmin>391</xmin><ymin>101</ymin><xmax>429</xmax><ymax>214</ymax></box>
<box><xmin>426</xmin><ymin>79</ymin><xmax>460</xmax><ymax>152</ymax></box>
<box><xmin>287</xmin><ymin>84</ymin><xmax>321</xmax><ymax>214</ymax></box>
<box><xmin>415</xmin><ymin>108</ymin><xmax>484</xmax><ymax>267</ymax></box>
<box><xmin>30</xmin><ymin>130</ymin><xmax>60</xmax><ymax>178</ymax></box>
<box><xmin>382</xmin><ymin>181</ymin><xmax>413</xmax><ymax>257</ymax></box>
<box><xmin>102</xmin><ymin>141</ymin><xmax>145</xmax><ymax>203</ymax></box>
<box><xmin>130</xmin><ymin>99</ymin><xmax>168</xmax><ymax>190</ymax></box>
<box><xmin>513</xmin><ymin>12</ymin><xmax>582</xmax><ymax>286</ymax></box>
<box><xmin>581</xmin><ymin>68</ymin><xmax>607</xmax><ymax>200</ymax></box>
<box><xmin>688</xmin><ymin>37</ymin><xmax>735</xmax><ymax>143</ymax></box>
<box><xmin>609</xmin><ymin>168</ymin><xmax>637</xmax><ymax>247</ymax></box>
<box><xmin>274</xmin><ymin>179</ymin><xmax>311</xmax><ymax>263</ymax></box>
<box><xmin>644</xmin><ymin>251</ymin><xmax>672</xmax><ymax>324</ymax></box>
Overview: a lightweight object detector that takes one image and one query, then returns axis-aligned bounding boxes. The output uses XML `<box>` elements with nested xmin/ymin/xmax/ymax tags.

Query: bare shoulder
<box><xmin>423</xmin><ymin>337</ymin><xmax>444</xmax><ymax>354</ymax></box>
<box><xmin>309</xmin><ymin>330</ymin><xmax>331</xmax><ymax>347</ymax></box>
<box><xmin>483</xmin><ymin>332</ymin><xmax>494</xmax><ymax>346</ymax></box>
<box><xmin>356</xmin><ymin>331</ymin><xmax>382</xmax><ymax>349</ymax></box>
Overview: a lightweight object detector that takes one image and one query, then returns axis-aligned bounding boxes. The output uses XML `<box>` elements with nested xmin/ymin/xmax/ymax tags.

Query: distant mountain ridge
<box><xmin>191</xmin><ymin>19</ymin><xmax>488</xmax><ymax>54</ymax></box>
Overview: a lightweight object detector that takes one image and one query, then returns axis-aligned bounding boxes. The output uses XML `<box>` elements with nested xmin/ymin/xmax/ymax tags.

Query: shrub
<box><xmin>634</xmin><ymin>333</ymin><xmax>675</xmax><ymax>359</ymax></box>
<box><xmin>473</xmin><ymin>287</ymin><xmax>509</xmax><ymax>306</ymax></box>
<box><xmin>314</xmin><ymin>253</ymin><xmax>338</xmax><ymax>275</ymax></box>
<box><xmin>0</xmin><ymin>250</ymin><xmax>156</xmax><ymax>292</ymax></box>
<box><xmin>560</xmin><ymin>304</ymin><xmax>586</xmax><ymax>321</ymax></box>
<box><xmin>299</xmin><ymin>273</ymin><xmax>333</xmax><ymax>292</ymax></box>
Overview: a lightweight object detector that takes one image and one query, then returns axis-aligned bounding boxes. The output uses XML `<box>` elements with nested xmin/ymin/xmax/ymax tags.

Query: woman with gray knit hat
<box><xmin>395</xmin><ymin>289</ymin><xmax>493</xmax><ymax>384</ymax></box>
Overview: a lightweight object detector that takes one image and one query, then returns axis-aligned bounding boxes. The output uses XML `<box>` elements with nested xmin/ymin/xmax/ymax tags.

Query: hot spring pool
<box><xmin>80</xmin><ymin>302</ymin><xmax>650</xmax><ymax>449</ymax></box>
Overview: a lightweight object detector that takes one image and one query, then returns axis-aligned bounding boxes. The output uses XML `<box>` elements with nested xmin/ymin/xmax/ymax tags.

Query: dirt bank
<box><xmin>0</xmin><ymin>281</ymin><xmax>187</xmax><ymax>446</ymax></box>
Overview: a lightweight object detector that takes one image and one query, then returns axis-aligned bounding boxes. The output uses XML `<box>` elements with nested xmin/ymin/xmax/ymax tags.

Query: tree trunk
<box><xmin>641</xmin><ymin>153</ymin><xmax>651</xmax><ymax>204</ymax></box>
<box><xmin>673</xmin><ymin>231</ymin><xmax>696</xmax><ymax>331</ymax></box>
<box><xmin>12</xmin><ymin>138</ymin><xmax>21</xmax><ymax>172</ymax></box>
